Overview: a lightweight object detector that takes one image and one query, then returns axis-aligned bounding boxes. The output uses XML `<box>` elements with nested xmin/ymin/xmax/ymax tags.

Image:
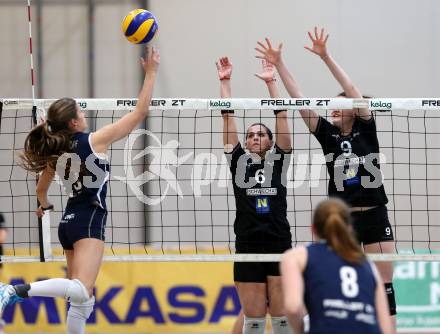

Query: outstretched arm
<box><xmin>305</xmin><ymin>27</ymin><xmax>371</xmax><ymax>120</ymax></box>
<box><xmin>255</xmin><ymin>60</ymin><xmax>292</xmax><ymax>151</ymax></box>
<box><xmin>216</xmin><ymin>57</ymin><xmax>238</xmax><ymax>151</ymax></box>
<box><xmin>255</xmin><ymin>38</ymin><xmax>319</xmax><ymax>132</ymax></box>
<box><xmin>91</xmin><ymin>46</ymin><xmax>160</xmax><ymax>153</ymax></box>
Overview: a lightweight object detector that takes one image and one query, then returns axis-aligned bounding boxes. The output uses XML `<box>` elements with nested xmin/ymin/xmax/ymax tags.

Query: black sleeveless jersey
<box><xmin>225</xmin><ymin>143</ymin><xmax>292</xmax><ymax>250</ymax></box>
<box><xmin>313</xmin><ymin>116</ymin><xmax>388</xmax><ymax>207</ymax></box>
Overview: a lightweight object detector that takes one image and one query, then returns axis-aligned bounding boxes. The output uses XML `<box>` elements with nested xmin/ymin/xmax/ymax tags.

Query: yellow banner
<box><xmin>0</xmin><ymin>262</ymin><xmax>240</xmax><ymax>333</ymax></box>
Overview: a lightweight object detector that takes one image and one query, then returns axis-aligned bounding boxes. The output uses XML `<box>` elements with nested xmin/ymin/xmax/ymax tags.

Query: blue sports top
<box><xmin>303</xmin><ymin>242</ymin><xmax>382</xmax><ymax>334</ymax></box>
<box><xmin>64</xmin><ymin>132</ymin><xmax>110</xmax><ymax>209</ymax></box>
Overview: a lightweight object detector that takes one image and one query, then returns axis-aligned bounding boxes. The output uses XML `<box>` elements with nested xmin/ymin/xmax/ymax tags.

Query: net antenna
<box><xmin>0</xmin><ymin>98</ymin><xmax>440</xmax><ymax>263</ymax></box>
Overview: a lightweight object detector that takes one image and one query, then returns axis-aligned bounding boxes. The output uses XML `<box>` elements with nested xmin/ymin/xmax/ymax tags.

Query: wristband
<box><xmin>274</xmin><ymin>109</ymin><xmax>287</xmax><ymax>115</ymax></box>
<box><xmin>265</xmin><ymin>78</ymin><xmax>276</xmax><ymax>83</ymax></box>
<box><xmin>220</xmin><ymin>77</ymin><xmax>230</xmax><ymax>81</ymax></box>
<box><xmin>41</xmin><ymin>204</ymin><xmax>54</xmax><ymax>211</ymax></box>
<box><xmin>221</xmin><ymin>110</ymin><xmax>235</xmax><ymax>115</ymax></box>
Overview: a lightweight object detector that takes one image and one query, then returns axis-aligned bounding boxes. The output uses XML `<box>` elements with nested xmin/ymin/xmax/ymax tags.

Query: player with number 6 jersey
<box><xmin>216</xmin><ymin>56</ymin><xmax>292</xmax><ymax>334</ymax></box>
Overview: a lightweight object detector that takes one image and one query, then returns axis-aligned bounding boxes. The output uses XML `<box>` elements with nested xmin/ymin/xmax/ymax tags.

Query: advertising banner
<box><xmin>0</xmin><ymin>260</ymin><xmax>439</xmax><ymax>332</ymax></box>
<box><xmin>1</xmin><ymin>262</ymin><xmax>239</xmax><ymax>333</ymax></box>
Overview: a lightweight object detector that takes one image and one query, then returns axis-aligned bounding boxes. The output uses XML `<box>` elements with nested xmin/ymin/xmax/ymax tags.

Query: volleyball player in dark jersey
<box><xmin>217</xmin><ymin>57</ymin><xmax>292</xmax><ymax>334</ymax></box>
<box><xmin>255</xmin><ymin>28</ymin><xmax>397</xmax><ymax>330</ymax></box>
<box><xmin>281</xmin><ymin>198</ymin><xmax>392</xmax><ymax>334</ymax></box>
<box><xmin>0</xmin><ymin>46</ymin><xmax>160</xmax><ymax>333</ymax></box>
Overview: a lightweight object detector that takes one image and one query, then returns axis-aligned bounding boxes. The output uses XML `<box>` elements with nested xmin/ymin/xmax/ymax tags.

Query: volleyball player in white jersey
<box><xmin>217</xmin><ymin>57</ymin><xmax>292</xmax><ymax>334</ymax></box>
<box><xmin>0</xmin><ymin>46</ymin><xmax>160</xmax><ymax>334</ymax></box>
<box><xmin>255</xmin><ymin>27</ymin><xmax>396</xmax><ymax>331</ymax></box>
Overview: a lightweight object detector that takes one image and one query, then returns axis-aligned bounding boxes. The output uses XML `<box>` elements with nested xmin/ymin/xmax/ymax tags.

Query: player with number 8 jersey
<box><xmin>281</xmin><ymin>199</ymin><xmax>393</xmax><ymax>334</ymax></box>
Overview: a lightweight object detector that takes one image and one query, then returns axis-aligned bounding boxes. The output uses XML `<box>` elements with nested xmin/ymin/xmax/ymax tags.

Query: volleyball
<box><xmin>122</xmin><ymin>9</ymin><xmax>158</xmax><ymax>44</ymax></box>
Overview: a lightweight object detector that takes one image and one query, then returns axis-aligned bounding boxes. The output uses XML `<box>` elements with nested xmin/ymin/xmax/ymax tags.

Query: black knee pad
<box><xmin>384</xmin><ymin>282</ymin><xmax>396</xmax><ymax>315</ymax></box>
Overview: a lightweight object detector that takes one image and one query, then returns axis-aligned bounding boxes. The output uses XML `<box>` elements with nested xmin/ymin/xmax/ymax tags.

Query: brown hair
<box><xmin>19</xmin><ymin>98</ymin><xmax>78</xmax><ymax>173</ymax></box>
<box><xmin>246</xmin><ymin>123</ymin><xmax>273</xmax><ymax>140</ymax></box>
<box><xmin>313</xmin><ymin>198</ymin><xmax>365</xmax><ymax>264</ymax></box>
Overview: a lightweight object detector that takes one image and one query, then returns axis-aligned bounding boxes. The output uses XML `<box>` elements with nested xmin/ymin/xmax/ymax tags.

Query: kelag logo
<box><xmin>209</xmin><ymin>100</ymin><xmax>231</xmax><ymax>109</ymax></box>
<box><xmin>370</xmin><ymin>100</ymin><xmax>392</xmax><ymax>109</ymax></box>
<box><xmin>3</xmin><ymin>279</ymin><xmax>240</xmax><ymax>325</ymax></box>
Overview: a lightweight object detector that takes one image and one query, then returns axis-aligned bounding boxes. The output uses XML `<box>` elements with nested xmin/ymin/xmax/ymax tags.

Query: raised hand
<box><xmin>304</xmin><ymin>27</ymin><xmax>329</xmax><ymax>59</ymax></box>
<box><xmin>255</xmin><ymin>60</ymin><xmax>276</xmax><ymax>83</ymax></box>
<box><xmin>255</xmin><ymin>38</ymin><xmax>283</xmax><ymax>66</ymax></box>
<box><xmin>140</xmin><ymin>45</ymin><xmax>160</xmax><ymax>74</ymax></box>
<box><xmin>215</xmin><ymin>57</ymin><xmax>233</xmax><ymax>80</ymax></box>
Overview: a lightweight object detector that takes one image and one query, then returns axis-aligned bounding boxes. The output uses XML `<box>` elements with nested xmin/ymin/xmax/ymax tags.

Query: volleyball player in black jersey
<box><xmin>255</xmin><ymin>28</ymin><xmax>396</xmax><ymax>330</ymax></box>
<box><xmin>0</xmin><ymin>46</ymin><xmax>160</xmax><ymax>334</ymax></box>
<box><xmin>216</xmin><ymin>57</ymin><xmax>292</xmax><ymax>334</ymax></box>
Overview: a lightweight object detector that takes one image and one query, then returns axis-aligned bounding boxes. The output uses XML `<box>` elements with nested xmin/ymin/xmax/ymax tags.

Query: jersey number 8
<box><xmin>339</xmin><ymin>266</ymin><xmax>359</xmax><ymax>298</ymax></box>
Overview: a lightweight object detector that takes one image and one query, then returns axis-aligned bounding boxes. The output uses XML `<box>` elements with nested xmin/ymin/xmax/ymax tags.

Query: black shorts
<box><xmin>351</xmin><ymin>205</ymin><xmax>394</xmax><ymax>245</ymax></box>
<box><xmin>234</xmin><ymin>234</ymin><xmax>291</xmax><ymax>283</ymax></box>
<box><xmin>234</xmin><ymin>261</ymin><xmax>281</xmax><ymax>283</ymax></box>
<box><xmin>58</xmin><ymin>204</ymin><xmax>107</xmax><ymax>250</ymax></box>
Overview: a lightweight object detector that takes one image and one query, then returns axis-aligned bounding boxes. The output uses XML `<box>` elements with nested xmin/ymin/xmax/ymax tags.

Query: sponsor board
<box><xmin>0</xmin><ymin>260</ymin><xmax>439</xmax><ymax>332</ymax></box>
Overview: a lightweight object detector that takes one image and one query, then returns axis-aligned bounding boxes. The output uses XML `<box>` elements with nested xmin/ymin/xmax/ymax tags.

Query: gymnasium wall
<box><xmin>0</xmin><ymin>0</ymin><xmax>439</xmax><ymax>98</ymax></box>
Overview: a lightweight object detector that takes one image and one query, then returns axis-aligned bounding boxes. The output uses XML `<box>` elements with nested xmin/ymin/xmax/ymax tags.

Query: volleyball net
<box><xmin>1</xmin><ymin>97</ymin><xmax>439</xmax><ymax>262</ymax></box>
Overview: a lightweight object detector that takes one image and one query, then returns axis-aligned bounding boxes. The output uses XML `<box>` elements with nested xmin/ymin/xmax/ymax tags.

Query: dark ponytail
<box><xmin>313</xmin><ymin>199</ymin><xmax>365</xmax><ymax>264</ymax></box>
<box><xmin>19</xmin><ymin>98</ymin><xmax>78</xmax><ymax>173</ymax></box>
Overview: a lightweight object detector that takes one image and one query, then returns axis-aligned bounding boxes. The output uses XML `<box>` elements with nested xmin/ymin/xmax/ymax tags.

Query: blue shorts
<box><xmin>58</xmin><ymin>204</ymin><xmax>107</xmax><ymax>250</ymax></box>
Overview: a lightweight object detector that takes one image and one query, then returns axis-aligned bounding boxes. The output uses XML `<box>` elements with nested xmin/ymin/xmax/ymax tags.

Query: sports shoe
<box><xmin>0</xmin><ymin>284</ymin><xmax>18</xmax><ymax>314</ymax></box>
<box><xmin>7</xmin><ymin>293</ymin><xmax>23</xmax><ymax>306</ymax></box>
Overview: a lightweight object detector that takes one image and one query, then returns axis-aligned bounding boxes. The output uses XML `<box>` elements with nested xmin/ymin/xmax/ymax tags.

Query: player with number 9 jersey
<box><xmin>255</xmin><ymin>27</ymin><xmax>397</xmax><ymax>323</ymax></box>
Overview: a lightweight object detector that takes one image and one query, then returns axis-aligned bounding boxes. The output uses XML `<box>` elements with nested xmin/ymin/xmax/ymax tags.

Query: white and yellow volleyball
<box><xmin>122</xmin><ymin>9</ymin><xmax>158</xmax><ymax>44</ymax></box>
